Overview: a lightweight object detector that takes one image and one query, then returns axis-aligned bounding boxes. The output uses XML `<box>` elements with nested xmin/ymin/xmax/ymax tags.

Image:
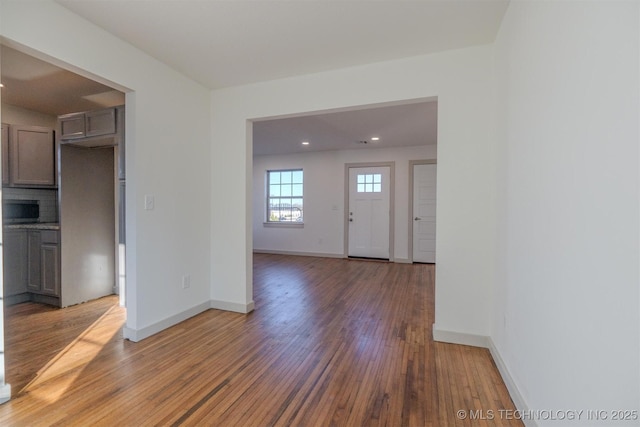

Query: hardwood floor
<box><xmin>1</xmin><ymin>254</ymin><xmax>522</xmax><ymax>426</ymax></box>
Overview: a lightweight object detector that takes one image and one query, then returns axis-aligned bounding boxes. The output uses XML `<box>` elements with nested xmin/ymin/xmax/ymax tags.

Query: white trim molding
<box><xmin>122</xmin><ymin>299</ymin><xmax>255</xmax><ymax>342</ymax></box>
<box><xmin>432</xmin><ymin>325</ymin><xmax>491</xmax><ymax>348</ymax></box>
<box><xmin>253</xmin><ymin>249</ymin><xmax>344</xmax><ymax>259</ymax></box>
<box><xmin>210</xmin><ymin>299</ymin><xmax>255</xmax><ymax>313</ymax></box>
<box><xmin>123</xmin><ymin>301</ymin><xmax>211</xmax><ymax>342</ymax></box>
<box><xmin>487</xmin><ymin>338</ymin><xmax>536</xmax><ymax>427</ymax></box>
<box><xmin>433</xmin><ymin>324</ymin><xmax>535</xmax><ymax>427</ymax></box>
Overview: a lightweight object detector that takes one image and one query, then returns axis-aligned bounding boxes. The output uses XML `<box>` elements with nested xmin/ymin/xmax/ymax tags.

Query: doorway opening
<box><xmin>251</xmin><ymin>98</ymin><xmax>436</xmax><ymax>266</ymax></box>
<box><xmin>0</xmin><ymin>43</ymin><xmax>130</xmax><ymax>400</ymax></box>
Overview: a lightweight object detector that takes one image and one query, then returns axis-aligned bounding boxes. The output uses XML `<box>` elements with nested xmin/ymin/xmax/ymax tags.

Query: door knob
<box><xmin>349</xmin><ymin>218</ymin><xmax>353</xmax><ymax>222</ymax></box>
<box><xmin>414</xmin><ymin>217</ymin><xmax>421</xmax><ymax>221</ymax></box>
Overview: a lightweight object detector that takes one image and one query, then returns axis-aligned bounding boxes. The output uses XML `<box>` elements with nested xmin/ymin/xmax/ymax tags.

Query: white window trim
<box><xmin>262</xmin><ymin>221</ymin><xmax>304</xmax><ymax>228</ymax></box>
<box><xmin>265</xmin><ymin>168</ymin><xmax>304</xmax><ymax>225</ymax></box>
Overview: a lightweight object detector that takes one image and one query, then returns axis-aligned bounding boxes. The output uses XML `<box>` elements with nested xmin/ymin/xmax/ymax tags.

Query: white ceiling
<box><xmin>56</xmin><ymin>0</ymin><xmax>509</xmax><ymax>90</ymax></box>
<box><xmin>2</xmin><ymin>1</ymin><xmax>509</xmax><ymax>154</ymax></box>
<box><xmin>253</xmin><ymin>100</ymin><xmax>437</xmax><ymax>156</ymax></box>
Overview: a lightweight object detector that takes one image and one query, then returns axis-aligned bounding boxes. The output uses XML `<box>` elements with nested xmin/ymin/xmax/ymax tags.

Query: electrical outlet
<box><xmin>182</xmin><ymin>274</ymin><xmax>190</xmax><ymax>289</ymax></box>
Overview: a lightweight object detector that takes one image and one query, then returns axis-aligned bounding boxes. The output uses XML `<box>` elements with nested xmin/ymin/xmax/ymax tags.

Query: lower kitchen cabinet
<box><xmin>27</xmin><ymin>230</ymin><xmax>42</xmax><ymax>292</ymax></box>
<box><xmin>3</xmin><ymin>229</ymin><xmax>28</xmax><ymax>297</ymax></box>
<box><xmin>3</xmin><ymin>228</ymin><xmax>60</xmax><ymax>305</ymax></box>
<box><xmin>40</xmin><ymin>235</ymin><xmax>60</xmax><ymax>296</ymax></box>
<box><xmin>28</xmin><ymin>230</ymin><xmax>60</xmax><ymax>297</ymax></box>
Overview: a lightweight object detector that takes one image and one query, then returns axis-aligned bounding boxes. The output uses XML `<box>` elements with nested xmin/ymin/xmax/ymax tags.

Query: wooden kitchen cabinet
<box><xmin>9</xmin><ymin>125</ymin><xmax>56</xmax><ymax>187</ymax></box>
<box><xmin>27</xmin><ymin>230</ymin><xmax>42</xmax><ymax>292</ymax></box>
<box><xmin>59</xmin><ymin>114</ymin><xmax>85</xmax><ymax>140</ymax></box>
<box><xmin>3</xmin><ymin>227</ymin><xmax>60</xmax><ymax>305</ymax></box>
<box><xmin>40</xmin><ymin>231</ymin><xmax>60</xmax><ymax>296</ymax></box>
<box><xmin>59</xmin><ymin>107</ymin><xmax>116</xmax><ymax>140</ymax></box>
<box><xmin>86</xmin><ymin>108</ymin><xmax>116</xmax><ymax>137</ymax></box>
<box><xmin>26</xmin><ymin>230</ymin><xmax>60</xmax><ymax>297</ymax></box>
<box><xmin>3</xmin><ymin>229</ymin><xmax>28</xmax><ymax>297</ymax></box>
<box><xmin>2</xmin><ymin>123</ymin><xmax>8</xmax><ymax>185</ymax></box>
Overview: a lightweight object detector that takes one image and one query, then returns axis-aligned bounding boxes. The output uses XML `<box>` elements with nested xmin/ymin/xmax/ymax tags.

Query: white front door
<box><xmin>348</xmin><ymin>166</ymin><xmax>390</xmax><ymax>259</ymax></box>
<box><xmin>412</xmin><ymin>163</ymin><xmax>436</xmax><ymax>263</ymax></box>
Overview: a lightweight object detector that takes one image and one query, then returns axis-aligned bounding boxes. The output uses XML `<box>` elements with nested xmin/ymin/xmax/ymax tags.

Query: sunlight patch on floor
<box><xmin>20</xmin><ymin>305</ymin><xmax>124</xmax><ymax>402</ymax></box>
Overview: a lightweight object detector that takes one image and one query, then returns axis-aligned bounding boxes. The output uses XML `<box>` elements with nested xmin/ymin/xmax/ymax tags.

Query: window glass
<box><xmin>357</xmin><ymin>173</ymin><xmax>382</xmax><ymax>193</ymax></box>
<box><xmin>267</xmin><ymin>169</ymin><xmax>303</xmax><ymax>223</ymax></box>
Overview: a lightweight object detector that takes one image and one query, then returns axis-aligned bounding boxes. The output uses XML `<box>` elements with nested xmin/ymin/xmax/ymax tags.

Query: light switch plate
<box><xmin>144</xmin><ymin>195</ymin><xmax>155</xmax><ymax>210</ymax></box>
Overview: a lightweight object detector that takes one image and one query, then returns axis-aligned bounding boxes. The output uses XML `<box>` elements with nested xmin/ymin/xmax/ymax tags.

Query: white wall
<box><xmin>253</xmin><ymin>145</ymin><xmax>436</xmax><ymax>260</ymax></box>
<box><xmin>492</xmin><ymin>1</ymin><xmax>640</xmax><ymax>424</ymax></box>
<box><xmin>0</xmin><ymin>1</ymin><xmax>212</xmax><ymax>340</ymax></box>
<box><xmin>60</xmin><ymin>145</ymin><xmax>115</xmax><ymax>307</ymax></box>
<box><xmin>212</xmin><ymin>45</ymin><xmax>495</xmax><ymax>335</ymax></box>
<box><xmin>1</xmin><ymin>104</ymin><xmax>57</xmax><ymax>129</ymax></box>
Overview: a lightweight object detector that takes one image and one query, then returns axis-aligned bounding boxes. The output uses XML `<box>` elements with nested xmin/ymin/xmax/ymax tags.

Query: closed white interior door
<box><xmin>412</xmin><ymin>163</ymin><xmax>436</xmax><ymax>263</ymax></box>
<box><xmin>348</xmin><ymin>166</ymin><xmax>390</xmax><ymax>259</ymax></box>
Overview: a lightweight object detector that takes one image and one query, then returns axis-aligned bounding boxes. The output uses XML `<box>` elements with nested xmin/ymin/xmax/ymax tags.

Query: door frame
<box><xmin>409</xmin><ymin>159</ymin><xmax>437</xmax><ymax>263</ymax></box>
<box><xmin>344</xmin><ymin>161</ymin><xmax>395</xmax><ymax>260</ymax></box>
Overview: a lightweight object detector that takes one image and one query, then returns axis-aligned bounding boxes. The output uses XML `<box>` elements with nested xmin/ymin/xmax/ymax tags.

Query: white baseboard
<box><xmin>432</xmin><ymin>325</ymin><xmax>535</xmax><ymax>427</ymax></box>
<box><xmin>0</xmin><ymin>383</ymin><xmax>11</xmax><ymax>405</ymax></box>
<box><xmin>122</xmin><ymin>298</ymin><xmax>255</xmax><ymax>342</ymax></box>
<box><xmin>432</xmin><ymin>325</ymin><xmax>491</xmax><ymax>348</ymax></box>
<box><xmin>255</xmin><ymin>250</ymin><xmax>414</xmax><ymax>265</ymax></box>
<box><xmin>487</xmin><ymin>338</ymin><xmax>536</xmax><ymax>427</ymax></box>
<box><xmin>210</xmin><ymin>299</ymin><xmax>255</xmax><ymax>313</ymax></box>
<box><xmin>123</xmin><ymin>301</ymin><xmax>211</xmax><ymax>342</ymax></box>
<box><xmin>253</xmin><ymin>249</ymin><xmax>344</xmax><ymax>259</ymax></box>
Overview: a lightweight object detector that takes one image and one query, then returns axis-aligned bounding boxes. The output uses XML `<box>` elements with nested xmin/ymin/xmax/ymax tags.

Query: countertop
<box><xmin>4</xmin><ymin>222</ymin><xmax>60</xmax><ymax>231</ymax></box>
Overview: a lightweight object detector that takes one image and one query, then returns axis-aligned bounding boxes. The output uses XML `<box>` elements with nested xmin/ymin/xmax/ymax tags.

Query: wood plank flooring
<box><xmin>1</xmin><ymin>254</ymin><xmax>522</xmax><ymax>426</ymax></box>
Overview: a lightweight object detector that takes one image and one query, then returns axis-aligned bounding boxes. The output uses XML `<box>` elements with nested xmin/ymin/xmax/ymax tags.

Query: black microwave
<box><xmin>3</xmin><ymin>199</ymin><xmax>40</xmax><ymax>224</ymax></box>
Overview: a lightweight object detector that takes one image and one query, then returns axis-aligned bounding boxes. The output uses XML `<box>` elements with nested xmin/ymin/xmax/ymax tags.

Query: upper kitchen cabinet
<box><xmin>2</xmin><ymin>123</ymin><xmax>9</xmax><ymax>185</ymax></box>
<box><xmin>8</xmin><ymin>125</ymin><xmax>56</xmax><ymax>188</ymax></box>
<box><xmin>59</xmin><ymin>106</ymin><xmax>125</xmax><ymax>180</ymax></box>
<box><xmin>60</xmin><ymin>107</ymin><xmax>117</xmax><ymax>142</ymax></box>
<box><xmin>59</xmin><ymin>113</ymin><xmax>85</xmax><ymax>140</ymax></box>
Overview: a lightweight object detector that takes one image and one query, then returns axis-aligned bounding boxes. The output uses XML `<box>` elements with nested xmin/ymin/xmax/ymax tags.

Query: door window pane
<box><xmin>357</xmin><ymin>173</ymin><xmax>382</xmax><ymax>193</ymax></box>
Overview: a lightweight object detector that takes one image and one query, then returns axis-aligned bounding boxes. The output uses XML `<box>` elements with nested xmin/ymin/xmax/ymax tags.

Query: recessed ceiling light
<box><xmin>371</xmin><ymin>137</ymin><xmax>380</xmax><ymax>141</ymax></box>
<box><xmin>301</xmin><ymin>141</ymin><xmax>310</xmax><ymax>145</ymax></box>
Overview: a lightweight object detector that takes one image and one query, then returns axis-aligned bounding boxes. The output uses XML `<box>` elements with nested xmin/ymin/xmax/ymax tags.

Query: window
<box><xmin>267</xmin><ymin>169</ymin><xmax>303</xmax><ymax>223</ymax></box>
<box><xmin>357</xmin><ymin>173</ymin><xmax>382</xmax><ymax>193</ymax></box>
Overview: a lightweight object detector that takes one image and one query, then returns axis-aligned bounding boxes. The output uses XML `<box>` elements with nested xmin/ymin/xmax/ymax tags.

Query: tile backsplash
<box><xmin>3</xmin><ymin>188</ymin><xmax>58</xmax><ymax>223</ymax></box>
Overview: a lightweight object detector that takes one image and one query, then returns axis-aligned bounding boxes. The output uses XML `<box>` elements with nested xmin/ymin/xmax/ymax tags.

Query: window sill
<box><xmin>263</xmin><ymin>222</ymin><xmax>304</xmax><ymax>229</ymax></box>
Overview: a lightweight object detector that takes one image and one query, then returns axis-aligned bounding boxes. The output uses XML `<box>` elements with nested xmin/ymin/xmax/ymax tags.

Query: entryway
<box><xmin>346</xmin><ymin>163</ymin><xmax>393</xmax><ymax>260</ymax></box>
